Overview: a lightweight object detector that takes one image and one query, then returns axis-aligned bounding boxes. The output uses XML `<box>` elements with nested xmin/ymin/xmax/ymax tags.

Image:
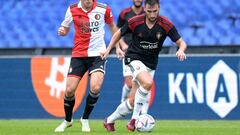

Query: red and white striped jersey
<box><xmin>61</xmin><ymin>1</ymin><xmax>114</xmax><ymax>57</ymax></box>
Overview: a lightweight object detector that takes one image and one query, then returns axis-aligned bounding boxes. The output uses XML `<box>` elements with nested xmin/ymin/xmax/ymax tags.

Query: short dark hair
<box><xmin>144</xmin><ymin>0</ymin><xmax>159</xmax><ymax>6</ymax></box>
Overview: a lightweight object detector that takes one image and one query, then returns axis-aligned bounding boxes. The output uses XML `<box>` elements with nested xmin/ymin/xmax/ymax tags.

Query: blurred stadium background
<box><xmin>0</xmin><ymin>0</ymin><xmax>239</xmax><ymax>134</ymax></box>
<box><xmin>0</xmin><ymin>0</ymin><xmax>239</xmax><ymax>54</ymax></box>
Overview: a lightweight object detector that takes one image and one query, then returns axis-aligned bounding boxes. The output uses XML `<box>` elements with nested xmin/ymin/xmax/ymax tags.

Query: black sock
<box><xmin>82</xmin><ymin>91</ymin><xmax>99</xmax><ymax>119</ymax></box>
<box><xmin>64</xmin><ymin>95</ymin><xmax>75</xmax><ymax>122</ymax></box>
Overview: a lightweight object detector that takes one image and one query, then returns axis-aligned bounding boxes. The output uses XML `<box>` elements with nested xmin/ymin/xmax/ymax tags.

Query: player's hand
<box><xmin>116</xmin><ymin>47</ymin><xmax>125</xmax><ymax>60</ymax></box>
<box><xmin>58</xmin><ymin>27</ymin><xmax>67</xmax><ymax>36</ymax></box>
<box><xmin>100</xmin><ymin>49</ymin><xmax>110</xmax><ymax>60</ymax></box>
<box><xmin>121</xmin><ymin>43</ymin><xmax>128</xmax><ymax>52</ymax></box>
<box><xmin>176</xmin><ymin>50</ymin><xmax>186</xmax><ymax>61</ymax></box>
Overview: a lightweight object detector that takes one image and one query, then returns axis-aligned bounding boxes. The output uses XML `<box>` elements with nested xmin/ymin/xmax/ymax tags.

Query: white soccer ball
<box><xmin>135</xmin><ymin>114</ymin><xmax>155</xmax><ymax>132</ymax></box>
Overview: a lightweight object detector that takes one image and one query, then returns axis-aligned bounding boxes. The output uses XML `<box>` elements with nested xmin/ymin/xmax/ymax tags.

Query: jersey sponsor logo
<box><xmin>168</xmin><ymin>60</ymin><xmax>238</xmax><ymax>118</ymax></box>
<box><xmin>80</xmin><ymin>20</ymin><xmax>101</xmax><ymax>33</ymax></box>
<box><xmin>140</xmin><ymin>41</ymin><xmax>158</xmax><ymax>49</ymax></box>
<box><xmin>31</xmin><ymin>57</ymin><xmax>88</xmax><ymax>117</ymax></box>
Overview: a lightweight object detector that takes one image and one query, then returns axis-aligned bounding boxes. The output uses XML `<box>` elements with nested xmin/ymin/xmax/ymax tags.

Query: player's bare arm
<box><xmin>58</xmin><ymin>26</ymin><xmax>70</xmax><ymax>36</ymax></box>
<box><xmin>100</xmin><ymin>29</ymin><xmax>122</xmax><ymax>59</ymax></box>
<box><xmin>116</xmin><ymin>42</ymin><xmax>125</xmax><ymax>60</ymax></box>
<box><xmin>175</xmin><ymin>38</ymin><xmax>187</xmax><ymax>61</ymax></box>
<box><xmin>108</xmin><ymin>22</ymin><xmax>118</xmax><ymax>35</ymax></box>
<box><xmin>119</xmin><ymin>39</ymin><xmax>129</xmax><ymax>52</ymax></box>
<box><xmin>107</xmin><ymin>23</ymin><xmax>125</xmax><ymax>60</ymax></box>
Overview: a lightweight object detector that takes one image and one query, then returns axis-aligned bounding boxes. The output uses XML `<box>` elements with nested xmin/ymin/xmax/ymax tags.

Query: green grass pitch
<box><xmin>0</xmin><ymin>120</ymin><xmax>239</xmax><ymax>135</ymax></box>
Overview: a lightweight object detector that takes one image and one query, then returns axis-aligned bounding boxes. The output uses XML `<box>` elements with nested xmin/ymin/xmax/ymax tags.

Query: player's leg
<box><xmin>104</xmin><ymin>98</ymin><xmax>133</xmax><ymax>132</ymax></box>
<box><xmin>121</xmin><ymin>76</ymin><xmax>132</xmax><ymax>102</ymax></box>
<box><xmin>104</xmin><ymin>80</ymin><xmax>137</xmax><ymax>132</ymax></box>
<box><xmin>81</xmin><ymin>71</ymin><xmax>103</xmax><ymax>132</ymax></box>
<box><xmin>127</xmin><ymin>71</ymin><xmax>154</xmax><ymax>115</ymax></box>
<box><xmin>127</xmin><ymin>80</ymin><xmax>139</xmax><ymax>107</ymax></box>
<box><xmin>126</xmin><ymin>60</ymin><xmax>153</xmax><ymax>132</ymax></box>
<box><xmin>140</xmin><ymin>70</ymin><xmax>155</xmax><ymax>114</ymax></box>
<box><xmin>81</xmin><ymin>56</ymin><xmax>106</xmax><ymax>132</ymax></box>
<box><xmin>55</xmin><ymin>77</ymin><xmax>80</xmax><ymax>132</ymax></box>
<box><xmin>121</xmin><ymin>59</ymin><xmax>133</xmax><ymax>102</ymax></box>
<box><xmin>55</xmin><ymin>58</ymin><xmax>86</xmax><ymax>132</ymax></box>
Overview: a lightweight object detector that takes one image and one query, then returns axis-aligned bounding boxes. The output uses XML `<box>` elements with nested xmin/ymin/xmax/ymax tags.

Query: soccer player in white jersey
<box><xmin>54</xmin><ymin>0</ymin><xmax>118</xmax><ymax>132</ymax></box>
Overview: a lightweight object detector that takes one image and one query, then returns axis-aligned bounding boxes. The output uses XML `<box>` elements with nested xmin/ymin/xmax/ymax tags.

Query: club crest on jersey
<box><xmin>156</xmin><ymin>32</ymin><xmax>161</xmax><ymax>40</ymax></box>
<box><xmin>95</xmin><ymin>14</ymin><xmax>101</xmax><ymax>20</ymax></box>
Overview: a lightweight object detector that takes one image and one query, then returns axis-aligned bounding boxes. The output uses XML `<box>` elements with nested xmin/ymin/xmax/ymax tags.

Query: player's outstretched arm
<box><xmin>119</xmin><ymin>39</ymin><xmax>128</xmax><ymax>52</ymax></box>
<box><xmin>100</xmin><ymin>29</ymin><xmax>122</xmax><ymax>60</ymax></box>
<box><xmin>175</xmin><ymin>38</ymin><xmax>187</xmax><ymax>61</ymax></box>
<box><xmin>58</xmin><ymin>26</ymin><xmax>70</xmax><ymax>36</ymax></box>
<box><xmin>108</xmin><ymin>22</ymin><xmax>119</xmax><ymax>36</ymax></box>
<box><xmin>116</xmin><ymin>42</ymin><xmax>125</xmax><ymax>60</ymax></box>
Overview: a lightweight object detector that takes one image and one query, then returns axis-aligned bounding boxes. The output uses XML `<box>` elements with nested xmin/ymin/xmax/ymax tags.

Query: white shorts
<box><xmin>127</xmin><ymin>60</ymin><xmax>155</xmax><ymax>81</ymax></box>
<box><xmin>122</xmin><ymin>59</ymin><xmax>132</xmax><ymax>77</ymax></box>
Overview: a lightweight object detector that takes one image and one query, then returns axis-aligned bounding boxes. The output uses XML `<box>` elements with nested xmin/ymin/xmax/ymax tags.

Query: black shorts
<box><xmin>68</xmin><ymin>57</ymin><xmax>106</xmax><ymax>78</ymax></box>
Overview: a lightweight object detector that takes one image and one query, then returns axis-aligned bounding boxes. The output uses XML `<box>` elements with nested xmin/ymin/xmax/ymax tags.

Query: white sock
<box><xmin>107</xmin><ymin>100</ymin><xmax>133</xmax><ymax>123</ymax></box>
<box><xmin>140</xmin><ymin>91</ymin><xmax>150</xmax><ymax>114</ymax></box>
<box><xmin>132</xmin><ymin>86</ymin><xmax>149</xmax><ymax>120</ymax></box>
<box><xmin>121</xmin><ymin>84</ymin><xmax>131</xmax><ymax>103</ymax></box>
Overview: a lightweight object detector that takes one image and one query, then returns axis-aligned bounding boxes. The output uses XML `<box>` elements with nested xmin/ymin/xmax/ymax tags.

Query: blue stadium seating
<box><xmin>0</xmin><ymin>0</ymin><xmax>239</xmax><ymax>48</ymax></box>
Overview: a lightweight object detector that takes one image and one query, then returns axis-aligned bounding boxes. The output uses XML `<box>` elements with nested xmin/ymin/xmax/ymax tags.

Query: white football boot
<box><xmin>54</xmin><ymin>120</ymin><xmax>73</xmax><ymax>132</ymax></box>
<box><xmin>80</xmin><ymin>118</ymin><xmax>91</xmax><ymax>132</ymax></box>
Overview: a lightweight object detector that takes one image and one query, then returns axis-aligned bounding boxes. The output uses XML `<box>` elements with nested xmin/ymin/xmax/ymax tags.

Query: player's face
<box><xmin>81</xmin><ymin>0</ymin><xmax>94</xmax><ymax>10</ymax></box>
<box><xmin>144</xmin><ymin>3</ymin><xmax>159</xmax><ymax>22</ymax></box>
<box><xmin>133</xmin><ymin>0</ymin><xmax>143</xmax><ymax>8</ymax></box>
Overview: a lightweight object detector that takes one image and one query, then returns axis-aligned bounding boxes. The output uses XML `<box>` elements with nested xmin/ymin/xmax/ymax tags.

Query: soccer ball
<box><xmin>135</xmin><ymin>114</ymin><xmax>155</xmax><ymax>132</ymax></box>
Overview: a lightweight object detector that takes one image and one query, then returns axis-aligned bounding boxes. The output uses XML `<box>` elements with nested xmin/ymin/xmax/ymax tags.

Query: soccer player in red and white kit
<box><xmin>102</xmin><ymin>0</ymin><xmax>187</xmax><ymax>132</ymax></box>
<box><xmin>55</xmin><ymin>0</ymin><xmax>118</xmax><ymax>132</ymax></box>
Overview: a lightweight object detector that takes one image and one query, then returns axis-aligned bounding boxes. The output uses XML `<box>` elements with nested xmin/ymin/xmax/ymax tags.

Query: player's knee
<box><xmin>125</xmin><ymin>81</ymin><xmax>132</xmax><ymax>89</ymax></box>
<box><xmin>91</xmin><ymin>84</ymin><xmax>101</xmax><ymax>93</ymax></box>
<box><xmin>142</xmin><ymin>80</ymin><xmax>153</xmax><ymax>90</ymax></box>
<box><xmin>125</xmin><ymin>77</ymin><xmax>133</xmax><ymax>89</ymax></box>
<box><xmin>65</xmin><ymin>84</ymin><xmax>75</xmax><ymax>97</ymax></box>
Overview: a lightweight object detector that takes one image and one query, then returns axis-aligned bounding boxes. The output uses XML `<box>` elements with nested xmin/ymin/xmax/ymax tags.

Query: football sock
<box><xmin>107</xmin><ymin>99</ymin><xmax>133</xmax><ymax>123</ymax></box>
<box><xmin>132</xmin><ymin>86</ymin><xmax>149</xmax><ymax>120</ymax></box>
<box><xmin>82</xmin><ymin>91</ymin><xmax>99</xmax><ymax>119</ymax></box>
<box><xmin>121</xmin><ymin>84</ymin><xmax>131</xmax><ymax>103</ymax></box>
<box><xmin>141</xmin><ymin>91</ymin><xmax>150</xmax><ymax>114</ymax></box>
<box><xmin>64</xmin><ymin>95</ymin><xmax>75</xmax><ymax>122</ymax></box>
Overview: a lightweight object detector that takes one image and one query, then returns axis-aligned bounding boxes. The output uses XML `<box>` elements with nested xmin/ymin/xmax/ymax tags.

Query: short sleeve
<box><xmin>117</xmin><ymin>11</ymin><xmax>126</xmax><ymax>28</ymax></box>
<box><xmin>168</xmin><ymin>26</ymin><xmax>181</xmax><ymax>42</ymax></box>
<box><xmin>61</xmin><ymin>7</ymin><xmax>73</xmax><ymax>27</ymax></box>
<box><xmin>105</xmin><ymin>6</ymin><xmax>114</xmax><ymax>24</ymax></box>
<box><xmin>120</xmin><ymin>21</ymin><xmax>132</xmax><ymax>37</ymax></box>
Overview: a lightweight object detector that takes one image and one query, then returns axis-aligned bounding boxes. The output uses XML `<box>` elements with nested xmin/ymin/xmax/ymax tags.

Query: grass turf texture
<box><xmin>0</xmin><ymin>120</ymin><xmax>239</xmax><ymax>135</ymax></box>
